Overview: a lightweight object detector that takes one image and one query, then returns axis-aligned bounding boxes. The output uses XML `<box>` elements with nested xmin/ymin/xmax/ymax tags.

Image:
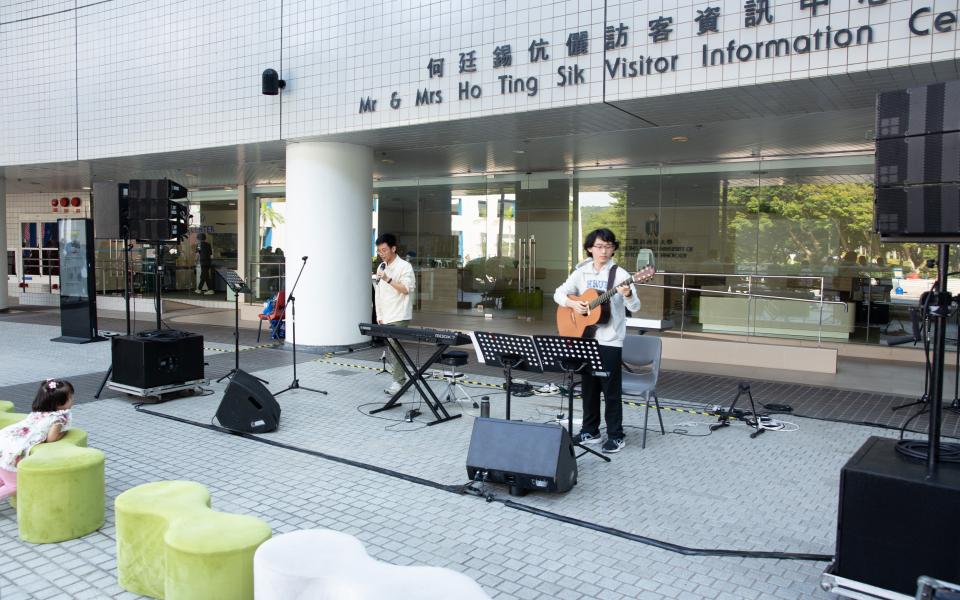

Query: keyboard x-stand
<box><xmin>358</xmin><ymin>323</ymin><xmax>467</xmax><ymax>426</ymax></box>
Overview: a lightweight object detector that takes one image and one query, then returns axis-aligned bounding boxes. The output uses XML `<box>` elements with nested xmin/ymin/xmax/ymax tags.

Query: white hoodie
<box><xmin>553</xmin><ymin>259</ymin><xmax>641</xmax><ymax>347</ymax></box>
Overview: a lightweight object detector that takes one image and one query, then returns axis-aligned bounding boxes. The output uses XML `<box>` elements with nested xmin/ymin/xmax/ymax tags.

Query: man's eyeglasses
<box><xmin>592</xmin><ymin>244</ymin><xmax>616</xmax><ymax>251</ymax></box>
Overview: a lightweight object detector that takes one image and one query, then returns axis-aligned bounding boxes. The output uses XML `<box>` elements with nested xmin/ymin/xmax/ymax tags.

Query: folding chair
<box><xmin>257</xmin><ymin>290</ymin><xmax>286</xmax><ymax>342</ymax></box>
<box><xmin>621</xmin><ymin>334</ymin><xmax>666</xmax><ymax>449</ymax></box>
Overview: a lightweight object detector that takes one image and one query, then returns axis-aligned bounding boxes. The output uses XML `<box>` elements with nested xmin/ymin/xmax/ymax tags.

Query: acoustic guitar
<box><xmin>556</xmin><ymin>266</ymin><xmax>656</xmax><ymax>337</ymax></box>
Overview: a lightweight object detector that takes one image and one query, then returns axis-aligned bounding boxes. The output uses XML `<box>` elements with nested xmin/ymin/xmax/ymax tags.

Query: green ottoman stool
<box><xmin>115</xmin><ymin>480</ymin><xmax>272</xmax><ymax>600</ymax></box>
<box><xmin>0</xmin><ymin>402</ymin><xmax>105</xmax><ymax>543</ymax></box>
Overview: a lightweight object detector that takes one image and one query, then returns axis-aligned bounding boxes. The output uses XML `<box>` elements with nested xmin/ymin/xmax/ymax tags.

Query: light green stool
<box><xmin>0</xmin><ymin>402</ymin><xmax>105</xmax><ymax>543</ymax></box>
<box><xmin>115</xmin><ymin>480</ymin><xmax>272</xmax><ymax>600</ymax></box>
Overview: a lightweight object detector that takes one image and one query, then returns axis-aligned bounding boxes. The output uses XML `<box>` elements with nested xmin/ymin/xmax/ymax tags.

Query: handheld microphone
<box><xmin>375</xmin><ymin>262</ymin><xmax>386</xmax><ymax>284</ymax></box>
<box><xmin>302</xmin><ymin>255</ymin><xmax>308</xmax><ymax>261</ymax></box>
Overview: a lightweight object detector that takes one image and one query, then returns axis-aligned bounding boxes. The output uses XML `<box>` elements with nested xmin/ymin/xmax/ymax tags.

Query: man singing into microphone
<box><xmin>373</xmin><ymin>234</ymin><xmax>417</xmax><ymax>395</ymax></box>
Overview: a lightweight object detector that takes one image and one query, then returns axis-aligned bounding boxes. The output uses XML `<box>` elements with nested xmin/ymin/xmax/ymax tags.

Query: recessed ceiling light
<box><xmin>513</xmin><ymin>150</ymin><xmax>525</xmax><ymax>155</ymax></box>
<box><xmin>671</xmin><ymin>135</ymin><xmax>689</xmax><ymax>143</ymax></box>
<box><xmin>81</xmin><ymin>186</ymin><xmax>91</xmax><ymax>190</ymax></box>
<box><xmin>381</xmin><ymin>158</ymin><xmax>395</xmax><ymax>165</ymax></box>
<box><xmin>185</xmin><ymin>173</ymin><xmax>197</xmax><ymax>177</ymax></box>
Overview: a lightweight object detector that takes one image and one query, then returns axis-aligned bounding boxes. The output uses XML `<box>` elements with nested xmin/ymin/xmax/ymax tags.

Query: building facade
<box><xmin>2</xmin><ymin>0</ymin><xmax>959</xmax><ymax>359</ymax></box>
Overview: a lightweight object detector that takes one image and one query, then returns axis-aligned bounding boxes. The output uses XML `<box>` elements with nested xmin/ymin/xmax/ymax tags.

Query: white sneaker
<box><xmin>203</xmin><ymin>290</ymin><xmax>215</xmax><ymax>295</ymax></box>
<box><xmin>383</xmin><ymin>381</ymin><xmax>405</xmax><ymax>395</ymax></box>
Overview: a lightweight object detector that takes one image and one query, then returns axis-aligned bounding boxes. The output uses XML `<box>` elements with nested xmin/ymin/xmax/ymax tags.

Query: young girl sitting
<box><xmin>0</xmin><ymin>379</ymin><xmax>74</xmax><ymax>500</ymax></box>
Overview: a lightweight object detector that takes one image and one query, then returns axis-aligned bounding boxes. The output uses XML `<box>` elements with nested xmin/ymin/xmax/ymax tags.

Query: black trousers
<box><xmin>198</xmin><ymin>262</ymin><xmax>214</xmax><ymax>290</ymax></box>
<box><xmin>580</xmin><ymin>344</ymin><xmax>624</xmax><ymax>440</ymax></box>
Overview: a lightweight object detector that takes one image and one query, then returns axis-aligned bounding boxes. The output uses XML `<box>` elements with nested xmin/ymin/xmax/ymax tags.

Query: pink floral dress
<box><xmin>0</xmin><ymin>410</ymin><xmax>71</xmax><ymax>471</ymax></box>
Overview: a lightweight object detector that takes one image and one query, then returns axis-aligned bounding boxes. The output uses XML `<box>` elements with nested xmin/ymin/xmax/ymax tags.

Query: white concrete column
<box><xmin>285</xmin><ymin>142</ymin><xmax>373</xmax><ymax>347</ymax></box>
<box><xmin>0</xmin><ymin>178</ymin><xmax>7</xmax><ymax>311</ymax></box>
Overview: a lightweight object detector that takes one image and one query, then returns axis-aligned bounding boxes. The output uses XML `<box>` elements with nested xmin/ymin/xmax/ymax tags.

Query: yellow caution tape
<box><xmin>316</xmin><ymin>358</ymin><xmax>716</xmax><ymax>416</ymax></box>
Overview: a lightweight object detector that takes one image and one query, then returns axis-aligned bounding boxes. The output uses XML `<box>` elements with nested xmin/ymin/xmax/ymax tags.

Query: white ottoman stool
<box><xmin>253</xmin><ymin>529</ymin><xmax>491</xmax><ymax>600</ymax></box>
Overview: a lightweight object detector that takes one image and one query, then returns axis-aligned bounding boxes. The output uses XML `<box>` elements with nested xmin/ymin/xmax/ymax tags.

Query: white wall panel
<box><xmin>0</xmin><ymin>10</ymin><xmax>77</xmax><ymax>164</ymax></box>
<box><xmin>0</xmin><ymin>0</ymin><xmax>957</xmax><ymax>166</ymax></box>
<box><xmin>76</xmin><ymin>0</ymin><xmax>282</xmax><ymax>159</ymax></box>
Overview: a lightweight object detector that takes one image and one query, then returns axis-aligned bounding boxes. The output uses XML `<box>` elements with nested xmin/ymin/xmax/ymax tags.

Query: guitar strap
<box><xmin>607</xmin><ymin>263</ymin><xmax>620</xmax><ymax>292</ymax></box>
<box><xmin>583</xmin><ymin>265</ymin><xmax>621</xmax><ymax>339</ymax></box>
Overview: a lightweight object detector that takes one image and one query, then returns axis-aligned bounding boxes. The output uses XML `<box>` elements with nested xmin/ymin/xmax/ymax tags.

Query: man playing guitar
<box><xmin>552</xmin><ymin>228</ymin><xmax>641</xmax><ymax>454</ymax></box>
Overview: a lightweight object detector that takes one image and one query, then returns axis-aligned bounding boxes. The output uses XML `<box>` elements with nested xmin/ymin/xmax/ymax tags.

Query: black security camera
<box><xmin>262</xmin><ymin>69</ymin><xmax>286</xmax><ymax>95</ymax></box>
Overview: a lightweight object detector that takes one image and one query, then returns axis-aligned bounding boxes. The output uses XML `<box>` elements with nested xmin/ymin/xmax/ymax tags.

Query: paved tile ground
<box><xmin>0</xmin><ymin>318</ymin><xmax>942</xmax><ymax>599</ymax></box>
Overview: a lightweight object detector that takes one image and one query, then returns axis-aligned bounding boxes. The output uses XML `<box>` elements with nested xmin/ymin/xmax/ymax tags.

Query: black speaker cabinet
<box><xmin>877</xmin><ymin>81</ymin><xmax>960</xmax><ymax>139</ymax></box>
<box><xmin>466</xmin><ymin>418</ymin><xmax>577</xmax><ymax>495</ymax></box>
<box><xmin>215</xmin><ymin>370</ymin><xmax>281</xmax><ymax>433</ymax></box>
<box><xmin>834</xmin><ymin>436</ymin><xmax>960</xmax><ymax>595</ymax></box>
<box><xmin>875</xmin><ymin>184</ymin><xmax>960</xmax><ymax>241</ymax></box>
<box><xmin>877</xmin><ymin>132</ymin><xmax>960</xmax><ymax>186</ymax></box>
<box><xmin>111</xmin><ymin>332</ymin><xmax>205</xmax><ymax>388</ymax></box>
<box><xmin>128</xmin><ymin>178</ymin><xmax>188</xmax><ymax>200</ymax></box>
<box><xmin>92</xmin><ymin>181</ymin><xmax>129</xmax><ymax>239</ymax></box>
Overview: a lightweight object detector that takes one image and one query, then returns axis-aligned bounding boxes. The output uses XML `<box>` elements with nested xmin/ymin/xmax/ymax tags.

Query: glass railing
<box><xmin>634</xmin><ymin>272</ymin><xmax>851</xmax><ymax>345</ymax></box>
<box><xmin>246</xmin><ymin>260</ymin><xmax>286</xmax><ymax>302</ymax></box>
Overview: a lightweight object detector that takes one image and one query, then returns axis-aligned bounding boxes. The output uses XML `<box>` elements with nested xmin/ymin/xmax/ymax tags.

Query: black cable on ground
<box><xmin>134</xmin><ymin>403</ymin><xmax>833</xmax><ymax>562</ymax></box>
<box><xmin>467</xmin><ymin>487</ymin><xmax>832</xmax><ymax>562</ymax></box>
<box><xmin>135</xmin><ymin>404</ymin><xmax>458</xmax><ymax>493</ymax></box>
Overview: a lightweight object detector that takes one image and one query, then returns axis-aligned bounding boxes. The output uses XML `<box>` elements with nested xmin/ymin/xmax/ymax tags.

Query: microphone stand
<box><xmin>275</xmin><ymin>256</ymin><xmax>327</xmax><ymax>397</ymax></box>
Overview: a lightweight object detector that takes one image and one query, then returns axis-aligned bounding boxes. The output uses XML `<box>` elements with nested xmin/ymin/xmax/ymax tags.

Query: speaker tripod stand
<box><xmin>274</xmin><ymin>256</ymin><xmax>326</xmax><ymax>397</ymax></box>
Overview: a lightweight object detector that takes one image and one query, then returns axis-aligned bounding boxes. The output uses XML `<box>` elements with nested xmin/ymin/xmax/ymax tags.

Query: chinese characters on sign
<box><xmin>493</xmin><ymin>45</ymin><xmax>512</xmax><ymax>68</ymax></box>
<box><xmin>695</xmin><ymin>7</ymin><xmax>720</xmax><ymax>35</ymax></box>
<box><xmin>529</xmin><ymin>39</ymin><xmax>549</xmax><ymax>62</ymax></box>
<box><xmin>745</xmin><ymin>0</ymin><xmax>774</xmax><ymax>27</ymax></box>
<box><xmin>459</xmin><ymin>51</ymin><xmax>477</xmax><ymax>73</ymax></box>
<box><xmin>648</xmin><ymin>17</ymin><xmax>673</xmax><ymax>42</ymax></box>
<box><xmin>604</xmin><ymin>23</ymin><xmax>628</xmax><ymax>49</ymax></box>
<box><xmin>356</xmin><ymin>0</ymin><xmax>951</xmax><ymax>113</ymax></box>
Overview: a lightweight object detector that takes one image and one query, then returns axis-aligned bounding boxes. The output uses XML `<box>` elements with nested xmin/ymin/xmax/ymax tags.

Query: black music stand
<box><xmin>364</xmin><ymin>324</ymin><xmax>461</xmax><ymax>426</ymax></box>
<box><xmin>215</xmin><ymin>269</ymin><xmax>266</xmax><ymax>384</ymax></box>
<box><xmin>472</xmin><ymin>332</ymin><xmax>542</xmax><ymax>420</ymax></box>
<box><xmin>533</xmin><ymin>335</ymin><xmax>610</xmax><ymax>463</ymax></box>
<box><xmin>275</xmin><ymin>257</ymin><xmax>327</xmax><ymax>397</ymax></box>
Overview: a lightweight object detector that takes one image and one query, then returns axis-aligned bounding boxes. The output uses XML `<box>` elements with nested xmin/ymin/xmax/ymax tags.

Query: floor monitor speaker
<box><xmin>216</xmin><ymin>370</ymin><xmax>281</xmax><ymax>433</ymax></box>
<box><xmin>834</xmin><ymin>436</ymin><xmax>960</xmax><ymax>595</ymax></box>
<box><xmin>466</xmin><ymin>418</ymin><xmax>577</xmax><ymax>495</ymax></box>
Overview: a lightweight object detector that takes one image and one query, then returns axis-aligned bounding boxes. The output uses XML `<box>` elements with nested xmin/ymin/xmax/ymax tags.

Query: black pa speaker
<box><xmin>128</xmin><ymin>178</ymin><xmax>188</xmax><ymax>200</ymax></box>
<box><xmin>877</xmin><ymin>81</ymin><xmax>960</xmax><ymax>139</ymax></box>
<box><xmin>875</xmin><ymin>185</ymin><xmax>960</xmax><ymax>241</ymax></box>
<box><xmin>834</xmin><ymin>436</ymin><xmax>960</xmax><ymax>595</ymax></box>
<box><xmin>877</xmin><ymin>132</ymin><xmax>960</xmax><ymax>186</ymax></box>
<box><xmin>215</xmin><ymin>370</ymin><xmax>281</xmax><ymax>433</ymax></box>
<box><xmin>111</xmin><ymin>331</ymin><xmax>205</xmax><ymax>388</ymax></box>
<box><xmin>466</xmin><ymin>418</ymin><xmax>577</xmax><ymax>495</ymax></box>
<box><xmin>93</xmin><ymin>181</ymin><xmax>129</xmax><ymax>239</ymax></box>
